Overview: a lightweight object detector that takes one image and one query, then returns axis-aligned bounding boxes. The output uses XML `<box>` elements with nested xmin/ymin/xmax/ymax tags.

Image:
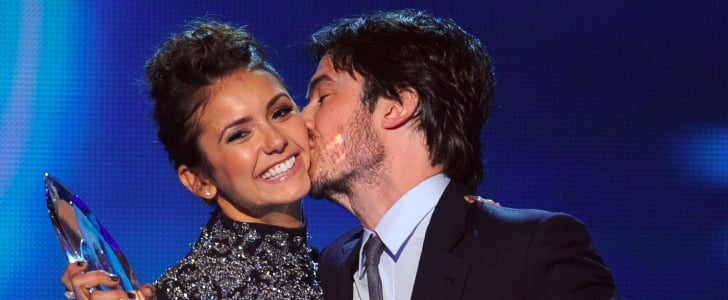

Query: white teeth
<box><xmin>260</xmin><ymin>156</ymin><xmax>296</xmax><ymax>180</ymax></box>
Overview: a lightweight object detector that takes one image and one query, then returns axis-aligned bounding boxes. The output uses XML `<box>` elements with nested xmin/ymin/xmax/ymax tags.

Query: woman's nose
<box><xmin>261</xmin><ymin>125</ymin><xmax>287</xmax><ymax>154</ymax></box>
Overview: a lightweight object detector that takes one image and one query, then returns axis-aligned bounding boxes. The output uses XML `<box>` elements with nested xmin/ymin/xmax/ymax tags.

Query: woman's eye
<box><xmin>318</xmin><ymin>95</ymin><xmax>329</xmax><ymax>104</ymax></box>
<box><xmin>226</xmin><ymin>130</ymin><xmax>250</xmax><ymax>143</ymax></box>
<box><xmin>272</xmin><ymin>105</ymin><xmax>294</xmax><ymax>119</ymax></box>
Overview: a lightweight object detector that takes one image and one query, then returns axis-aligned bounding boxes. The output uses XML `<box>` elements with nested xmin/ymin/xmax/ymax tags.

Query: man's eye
<box><xmin>226</xmin><ymin>130</ymin><xmax>250</xmax><ymax>143</ymax></box>
<box><xmin>272</xmin><ymin>105</ymin><xmax>294</xmax><ymax>119</ymax></box>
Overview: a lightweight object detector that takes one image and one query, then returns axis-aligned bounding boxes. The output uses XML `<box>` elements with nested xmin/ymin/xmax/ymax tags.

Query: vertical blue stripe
<box><xmin>0</xmin><ymin>1</ymin><xmax>40</xmax><ymax>197</ymax></box>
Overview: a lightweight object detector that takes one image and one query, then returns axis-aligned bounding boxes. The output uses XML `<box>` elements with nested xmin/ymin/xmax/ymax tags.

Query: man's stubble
<box><xmin>308</xmin><ymin>105</ymin><xmax>385</xmax><ymax>201</ymax></box>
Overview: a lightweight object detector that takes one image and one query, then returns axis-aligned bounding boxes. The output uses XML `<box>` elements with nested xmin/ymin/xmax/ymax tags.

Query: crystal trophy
<box><xmin>45</xmin><ymin>173</ymin><xmax>140</xmax><ymax>292</ymax></box>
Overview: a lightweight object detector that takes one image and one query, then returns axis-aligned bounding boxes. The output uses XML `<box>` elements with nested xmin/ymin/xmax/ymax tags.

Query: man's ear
<box><xmin>178</xmin><ymin>164</ymin><xmax>217</xmax><ymax>201</ymax></box>
<box><xmin>380</xmin><ymin>87</ymin><xmax>420</xmax><ymax>130</ymax></box>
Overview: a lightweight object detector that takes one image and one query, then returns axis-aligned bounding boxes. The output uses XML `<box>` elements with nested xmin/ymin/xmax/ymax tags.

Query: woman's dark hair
<box><xmin>146</xmin><ymin>21</ymin><xmax>281</xmax><ymax>179</ymax></box>
<box><xmin>309</xmin><ymin>10</ymin><xmax>495</xmax><ymax>192</ymax></box>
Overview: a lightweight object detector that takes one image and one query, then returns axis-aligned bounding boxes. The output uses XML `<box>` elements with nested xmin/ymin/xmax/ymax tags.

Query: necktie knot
<box><xmin>364</xmin><ymin>234</ymin><xmax>385</xmax><ymax>266</ymax></box>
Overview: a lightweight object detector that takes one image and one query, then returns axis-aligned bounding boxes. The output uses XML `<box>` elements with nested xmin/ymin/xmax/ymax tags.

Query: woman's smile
<box><xmin>258</xmin><ymin>154</ymin><xmax>302</xmax><ymax>183</ymax></box>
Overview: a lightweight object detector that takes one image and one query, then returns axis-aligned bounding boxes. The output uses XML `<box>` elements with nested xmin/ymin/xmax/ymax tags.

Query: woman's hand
<box><xmin>61</xmin><ymin>262</ymin><xmax>154</xmax><ymax>300</ymax></box>
<box><xmin>464</xmin><ymin>195</ymin><xmax>501</xmax><ymax>207</ymax></box>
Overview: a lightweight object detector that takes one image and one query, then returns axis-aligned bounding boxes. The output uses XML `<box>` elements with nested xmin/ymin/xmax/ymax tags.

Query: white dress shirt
<box><xmin>353</xmin><ymin>174</ymin><xmax>450</xmax><ymax>300</ymax></box>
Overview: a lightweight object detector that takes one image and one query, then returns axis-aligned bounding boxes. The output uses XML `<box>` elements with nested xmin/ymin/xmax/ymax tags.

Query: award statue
<box><xmin>45</xmin><ymin>173</ymin><xmax>140</xmax><ymax>292</ymax></box>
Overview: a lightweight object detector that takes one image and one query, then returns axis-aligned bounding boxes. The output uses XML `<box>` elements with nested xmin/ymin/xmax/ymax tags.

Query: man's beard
<box><xmin>308</xmin><ymin>107</ymin><xmax>384</xmax><ymax>199</ymax></box>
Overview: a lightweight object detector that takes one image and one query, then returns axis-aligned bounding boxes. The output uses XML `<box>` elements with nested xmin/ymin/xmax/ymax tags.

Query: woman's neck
<box><xmin>217</xmin><ymin>198</ymin><xmax>304</xmax><ymax>228</ymax></box>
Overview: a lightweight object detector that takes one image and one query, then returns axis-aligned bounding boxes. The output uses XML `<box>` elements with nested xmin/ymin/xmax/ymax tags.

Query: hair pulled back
<box><xmin>146</xmin><ymin>21</ymin><xmax>281</xmax><ymax>177</ymax></box>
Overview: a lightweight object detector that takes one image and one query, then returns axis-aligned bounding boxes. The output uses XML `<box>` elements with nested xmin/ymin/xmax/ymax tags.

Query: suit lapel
<box><xmin>411</xmin><ymin>182</ymin><xmax>472</xmax><ymax>299</ymax></box>
<box><xmin>330</xmin><ymin>235</ymin><xmax>362</xmax><ymax>299</ymax></box>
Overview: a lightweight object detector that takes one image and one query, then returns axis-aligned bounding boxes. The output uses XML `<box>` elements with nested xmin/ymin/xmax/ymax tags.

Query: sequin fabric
<box><xmin>154</xmin><ymin>209</ymin><xmax>323</xmax><ymax>300</ymax></box>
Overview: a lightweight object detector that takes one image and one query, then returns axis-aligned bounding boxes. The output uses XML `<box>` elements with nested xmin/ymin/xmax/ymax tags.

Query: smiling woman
<box><xmin>185</xmin><ymin>68</ymin><xmax>311</xmax><ymax>227</ymax></box>
<box><xmin>60</xmin><ymin>21</ymin><xmax>323</xmax><ymax>300</ymax></box>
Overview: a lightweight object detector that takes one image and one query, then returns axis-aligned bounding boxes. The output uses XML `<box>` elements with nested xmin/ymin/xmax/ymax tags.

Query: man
<box><xmin>302</xmin><ymin>9</ymin><xmax>620</xmax><ymax>299</ymax></box>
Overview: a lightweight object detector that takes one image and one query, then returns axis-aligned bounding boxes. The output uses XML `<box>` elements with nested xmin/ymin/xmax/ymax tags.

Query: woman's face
<box><xmin>194</xmin><ymin>68</ymin><xmax>311</xmax><ymax>221</ymax></box>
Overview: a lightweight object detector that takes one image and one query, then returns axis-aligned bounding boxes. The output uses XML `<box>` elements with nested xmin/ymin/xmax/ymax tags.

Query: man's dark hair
<box><xmin>309</xmin><ymin>9</ymin><xmax>495</xmax><ymax>192</ymax></box>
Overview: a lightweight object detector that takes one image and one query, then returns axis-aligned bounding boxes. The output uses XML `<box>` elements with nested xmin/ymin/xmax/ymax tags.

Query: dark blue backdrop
<box><xmin>1</xmin><ymin>1</ymin><xmax>726</xmax><ymax>298</ymax></box>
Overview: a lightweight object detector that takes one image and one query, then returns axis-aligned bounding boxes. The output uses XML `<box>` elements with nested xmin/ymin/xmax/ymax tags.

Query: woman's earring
<box><xmin>205</xmin><ymin>190</ymin><xmax>212</xmax><ymax>197</ymax></box>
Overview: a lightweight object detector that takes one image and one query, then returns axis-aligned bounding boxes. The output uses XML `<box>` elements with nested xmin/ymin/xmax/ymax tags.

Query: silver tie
<box><xmin>364</xmin><ymin>234</ymin><xmax>385</xmax><ymax>300</ymax></box>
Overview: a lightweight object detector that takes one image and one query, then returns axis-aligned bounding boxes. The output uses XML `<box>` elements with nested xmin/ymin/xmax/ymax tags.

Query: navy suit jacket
<box><xmin>318</xmin><ymin>181</ymin><xmax>620</xmax><ymax>299</ymax></box>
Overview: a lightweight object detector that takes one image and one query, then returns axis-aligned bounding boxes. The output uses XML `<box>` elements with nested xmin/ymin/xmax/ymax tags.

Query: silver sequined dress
<box><xmin>154</xmin><ymin>209</ymin><xmax>323</xmax><ymax>299</ymax></box>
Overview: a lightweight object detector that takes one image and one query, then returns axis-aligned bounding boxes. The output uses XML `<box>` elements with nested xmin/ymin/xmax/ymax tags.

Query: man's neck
<box><xmin>340</xmin><ymin>164</ymin><xmax>442</xmax><ymax>231</ymax></box>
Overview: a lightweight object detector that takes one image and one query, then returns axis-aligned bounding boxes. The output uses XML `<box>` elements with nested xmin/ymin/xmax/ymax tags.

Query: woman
<box><xmin>61</xmin><ymin>20</ymin><xmax>322</xmax><ymax>300</ymax></box>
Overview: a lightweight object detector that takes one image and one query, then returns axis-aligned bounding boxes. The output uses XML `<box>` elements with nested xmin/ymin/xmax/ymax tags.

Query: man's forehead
<box><xmin>306</xmin><ymin>56</ymin><xmax>338</xmax><ymax>98</ymax></box>
<box><xmin>311</xmin><ymin>56</ymin><xmax>335</xmax><ymax>79</ymax></box>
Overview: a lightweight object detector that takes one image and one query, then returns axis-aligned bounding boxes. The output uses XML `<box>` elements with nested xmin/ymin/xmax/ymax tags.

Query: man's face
<box><xmin>302</xmin><ymin>55</ymin><xmax>384</xmax><ymax>199</ymax></box>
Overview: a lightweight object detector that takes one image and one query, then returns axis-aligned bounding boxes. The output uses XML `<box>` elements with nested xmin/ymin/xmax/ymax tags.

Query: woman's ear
<box><xmin>178</xmin><ymin>165</ymin><xmax>217</xmax><ymax>201</ymax></box>
<box><xmin>380</xmin><ymin>87</ymin><xmax>420</xmax><ymax>129</ymax></box>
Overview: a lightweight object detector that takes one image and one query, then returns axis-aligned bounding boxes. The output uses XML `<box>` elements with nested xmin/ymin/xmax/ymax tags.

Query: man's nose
<box><xmin>301</xmin><ymin>104</ymin><xmax>315</xmax><ymax>130</ymax></box>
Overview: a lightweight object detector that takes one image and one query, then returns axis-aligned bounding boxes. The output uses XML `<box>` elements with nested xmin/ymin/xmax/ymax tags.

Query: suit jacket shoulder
<box><xmin>411</xmin><ymin>181</ymin><xmax>619</xmax><ymax>300</ymax></box>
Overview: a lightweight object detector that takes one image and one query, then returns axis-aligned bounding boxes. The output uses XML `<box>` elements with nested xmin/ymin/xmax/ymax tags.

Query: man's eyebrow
<box><xmin>306</xmin><ymin>74</ymin><xmax>332</xmax><ymax>102</ymax></box>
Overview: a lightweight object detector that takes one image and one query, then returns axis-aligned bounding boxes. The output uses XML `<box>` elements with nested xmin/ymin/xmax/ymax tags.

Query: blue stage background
<box><xmin>1</xmin><ymin>1</ymin><xmax>726</xmax><ymax>298</ymax></box>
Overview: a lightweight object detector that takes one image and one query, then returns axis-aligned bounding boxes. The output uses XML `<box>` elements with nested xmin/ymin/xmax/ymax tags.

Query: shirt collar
<box><xmin>358</xmin><ymin>173</ymin><xmax>450</xmax><ymax>272</ymax></box>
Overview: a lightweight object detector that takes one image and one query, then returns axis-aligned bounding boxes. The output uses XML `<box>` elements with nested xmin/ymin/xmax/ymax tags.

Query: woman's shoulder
<box><xmin>153</xmin><ymin>251</ymin><xmax>214</xmax><ymax>299</ymax></box>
